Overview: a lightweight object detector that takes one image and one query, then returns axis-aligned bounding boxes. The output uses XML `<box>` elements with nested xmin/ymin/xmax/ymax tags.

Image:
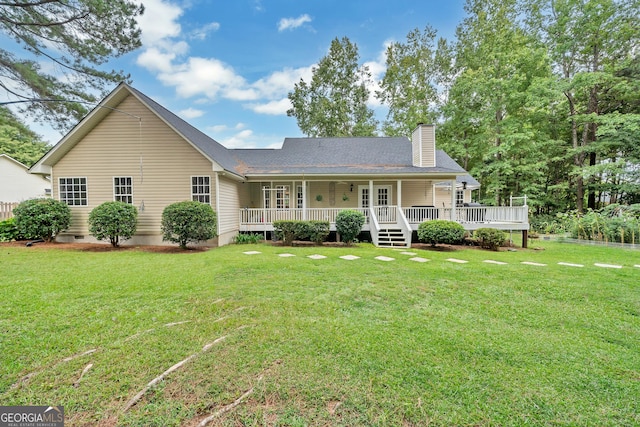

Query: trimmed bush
<box><xmin>307</xmin><ymin>220</ymin><xmax>330</xmax><ymax>245</ymax></box>
<box><xmin>161</xmin><ymin>201</ymin><xmax>217</xmax><ymax>249</ymax></box>
<box><xmin>13</xmin><ymin>198</ymin><xmax>71</xmax><ymax>242</ymax></box>
<box><xmin>417</xmin><ymin>220</ymin><xmax>465</xmax><ymax>247</ymax></box>
<box><xmin>335</xmin><ymin>210</ymin><xmax>366</xmax><ymax>246</ymax></box>
<box><xmin>474</xmin><ymin>228</ymin><xmax>506</xmax><ymax>250</ymax></box>
<box><xmin>0</xmin><ymin>218</ymin><xmax>21</xmax><ymax>242</ymax></box>
<box><xmin>88</xmin><ymin>201</ymin><xmax>138</xmax><ymax>247</ymax></box>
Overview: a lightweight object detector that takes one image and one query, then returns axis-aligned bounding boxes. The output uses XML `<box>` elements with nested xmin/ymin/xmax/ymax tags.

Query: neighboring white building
<box><xmin>0</xmin><ymin>154</ymin><xmax>50</xmax><ymax>202</ymax></box>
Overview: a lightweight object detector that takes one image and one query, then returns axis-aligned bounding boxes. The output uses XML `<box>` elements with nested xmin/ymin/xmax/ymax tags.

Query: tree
<box><xmin>287</xmin><ymin>37</ymin><xmax>378</xmax><ymax>137</ymax></box>
<box><xmin>526</xmin><ymin>0</ymin><xmax>640</xmax><ymax>211</ymax></box>
<box><xmin>0</xmin><ymin>0</ymin><xmax>144</xmax><ymax>131</ymax></box>
<box><xmin>0</xmin><ymin>106</ymin><xmax>49</xmax><ymax>166</ymax></box>
<box><xmin>88</xmin><ymin>201</ymin><xmax>138</xmax><ymax>247</ymax></box>
<box><xmin>376</xmin><ymin>26</ymin><xmax>452</xmax><ymax>136</ymax></box>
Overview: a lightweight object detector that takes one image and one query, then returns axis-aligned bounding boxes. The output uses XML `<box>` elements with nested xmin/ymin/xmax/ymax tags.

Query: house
<box><xmin>29</xmin><ymin>83</ymin><xmax>529</xmax><ymax>248</ymax></box>
<box><xmin>0</xmin><ymin>154</ymin><xmax>50</xmax><ymax>202</ymax></box>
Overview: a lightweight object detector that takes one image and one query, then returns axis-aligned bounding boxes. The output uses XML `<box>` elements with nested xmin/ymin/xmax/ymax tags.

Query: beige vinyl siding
<box><xmin>217</xmin><ymin>175</ymin><xmax>241</xmax><ymax>235</ymax></box>
<box><xmin>420</xmin><ymin>126</ymin><xmax>435</xmax><ymax>167</ymax></box>
<box><xmin>401</xmin><ymin>181</ymin><xmax>434</xmax><ymax>207</ymax></box>
<box><xmin>52</xmin><ymin>94</ymin><xmax>215</xmax><ymax>239</ymax></box>
<box><xmin>434</xmin><ymin>187</ymin><xmax>453</xmax><ymax>208</ymax></box>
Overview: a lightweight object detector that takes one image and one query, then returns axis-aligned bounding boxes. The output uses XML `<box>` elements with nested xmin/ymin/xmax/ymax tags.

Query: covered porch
<box><xmin>237</xmin><ymin>179</ymin><xmax>529</xmax><ymax>248</ymax></box>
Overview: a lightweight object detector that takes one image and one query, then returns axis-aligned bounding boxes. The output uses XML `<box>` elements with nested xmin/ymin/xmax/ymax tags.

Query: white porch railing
<box><xmin>402</xmin><ymin>206</ymin><xmax>529</xmax><ymax>224</ymax></box>
<box><xmin>239</xmin><ymin>208</ymin><xmax>370</xmax><ymax>226</ymax></box>
<box><xmin>0</xmin><ymin>202</ymin><xmax>19</xmax><ymax>220</ymax></box>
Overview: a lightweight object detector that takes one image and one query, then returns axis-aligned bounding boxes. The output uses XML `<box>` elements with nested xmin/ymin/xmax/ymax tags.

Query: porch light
<box><xmin>462</xmin><ymin>181</ymin><xmax>467</xmax><ymax>190</ymax></box>
<box><xmin>350</xmin><ymin>184</ymin><xmax>353</xmax><ymax>192</ymax></box>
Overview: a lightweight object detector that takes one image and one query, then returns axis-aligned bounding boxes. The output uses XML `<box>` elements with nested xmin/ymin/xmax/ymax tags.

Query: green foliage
<box><xmin>474</xmin><ymin>228</ymin><xmax>507</xmax><ymax>250</ymax></box>
<box><xmin>417</xmin><ymin>220</ymin><xmax>465</xmax><ymax>247</ymax></box>
<box><xmin>273</xmin><ymin>220</ymin><xmax>330</xmax><ymax>246</ymax></box>
<box><xmin>0</xmin><ymin>107</ymin><xmax>50</xmax><ymax>166</ymax></box>
<box><xmin>306</xmin><ymin>220</ymin><xmax>330</xmax><ymax>245</ymax></box>
<box><xmin>530</xmin><ymin>214</ymin><xmax>568</xmax><ymax>234</ymax></box>
<box><xmin>161</xmin><ymin>201</ymin><xmax>217</xmax><ymax>249</ymax></box>
<box><xmin>0</xmin><ymin>217</ymin><xmax>20</xmax><ymax>242</ymax></box>
<box><xmin>233</xmin><ymin>233</ymin><xmax>263</xmax><ymax>244</ymax></box>
<box><xmin>335</xmin><ymin>210</ymin><xmax>366</xmax><ymax>245</ymax></box>
<box><xmin>0</xmin><ymin>0</ymin><xmax>143</xmax><ymax>130</ymax></box>
<box><xmin>561</xmin><ymin>204</ymin><xmax>640</xmax><ymax>244</ymax></box>
<box><xmin>287</xmin><ymin>37</ymin><xmax>378</xmax><ymax>137</ymax></box>
<box><xmin>88</xmin><ymin>201</ymin><xmax>137</xmax><ymax>247</ymax></box>
<box><xmin>13</xmin><ymin>198</ymin><xmax>71</xmax><ymax>242</ymax></box>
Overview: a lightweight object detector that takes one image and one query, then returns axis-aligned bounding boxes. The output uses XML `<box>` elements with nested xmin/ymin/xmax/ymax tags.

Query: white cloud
<box><xmin>277</xmin><ymin>14</ymin><xmax>312</xmax><ymax>32</ymax></box>
<box><xmin>190</xmin><ymin>22</ymin><xmax>221</xmax><ymax>40</ymax></box>
<box><xmin>220</xmin><ymin>129</ymin><xmax>256</xmax><ymax>148</ymax></box>
<box><xmin>178</xmin><ymin>108</ymin><xmax>205</xmax><ymax>119</ymax></box>
<box><xmin>207</xmin><ymin>122</ymin><xmax>246</xmax><ymax>133</ymax></box>
<box><xmin>247</xmin><ymin>98</ymin><xmax>291</xmax><ymax>115</ymax></box>
<box><xmin>137</xmin><ymin>0</ymin><xmax>183</xmax><ymax>47</ymax></box>
<box><xmin>252</xmin><ymin>65</ymin><xmax>314</xmax><ymax>99</ymax></box>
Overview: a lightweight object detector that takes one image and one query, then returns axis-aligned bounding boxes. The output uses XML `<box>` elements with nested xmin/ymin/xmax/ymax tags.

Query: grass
<box><xmin>0</xmin><ymin>240</ymin><xmax>639</xmax><ymax>426</ymax></box>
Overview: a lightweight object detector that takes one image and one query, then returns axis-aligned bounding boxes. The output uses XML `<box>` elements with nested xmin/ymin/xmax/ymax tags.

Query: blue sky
<box><xmin>37</xmin><ymin>0</ymin><xmax>467</xmax><ymax>148</ymax></box>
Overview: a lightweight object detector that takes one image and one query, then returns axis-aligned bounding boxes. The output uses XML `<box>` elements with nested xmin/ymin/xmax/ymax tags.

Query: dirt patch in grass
<box><xmin>0</xmin><ymin>240</ymin><xmax>209</xmax><ymax>253</ymax></box>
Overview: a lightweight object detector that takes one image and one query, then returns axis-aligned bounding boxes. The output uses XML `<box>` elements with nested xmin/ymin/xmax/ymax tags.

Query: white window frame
<box><xmin>296</xmin><ymin>185</ymin><xmax>304</xmax><ymax>209</ymax></box>
<box><xmin>59</xmin><ymin>177</ymin><xmax>88</xmax><ymax>206</ymax></box>
<box><xmin>456</xmin><ymin>189</ymin><xmax>464</xmax><ymax>207</ymax></box>
<box><xmin>191</xmin><ymin>176</ymin><xmax>211</xmax><ymax>204</ymax></box>
<box><xmin>113</xmin><ymin>176</ymin><xmax>133</xmax><ymax>204</ymax></box>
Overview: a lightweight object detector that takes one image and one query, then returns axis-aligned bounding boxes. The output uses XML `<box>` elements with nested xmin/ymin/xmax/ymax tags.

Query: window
<box><xmin>456</xmin><ymin>190</ymin><xmax>464</xmax><ymax>207</ymax></box>
<box><xmin>296</xmin><ymin>185</ymin><xmax>304</xmax><ymax>208</ymax></box>
<box><xmin>263</xmin><ymin>185</ymin><xmax>271</xmax><ymax>208</ymax></box>
<box><xmin>275</xmin><ymin>185</ymin><xmax>290</xmax><ymax>209</ymax></box>
<box><xmin>377</xmin><ymin>187</ymin><xmax>389</xmax><ymax>206</ymax></box>
<box><xmin>360</xmin><ymin>187</ymin><xmax>369</xmax><ymax>208</ymax></box>
<box><xmin>59</xmin><ymin>177</ymin><xmax>87</xmax><ymax>206</ymax></box>
<box><xmin>192</xmin><ymin>176</ymin><xmax>210</xmax><ymax>204</ymax></box>
<box><xmin>114</xmin><ymin>177</ymin><xmax>133</xmax><ymax>204</ymax></box>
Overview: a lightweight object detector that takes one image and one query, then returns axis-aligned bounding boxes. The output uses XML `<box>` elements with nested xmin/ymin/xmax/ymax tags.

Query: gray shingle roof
<box><xmin>130</xmin><ymin>85</ymin><xmax>469</xmax><ymax>178</ymax></box>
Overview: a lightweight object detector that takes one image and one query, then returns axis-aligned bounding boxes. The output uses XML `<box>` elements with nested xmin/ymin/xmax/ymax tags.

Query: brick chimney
<box><xmin>411</xmin><ymin>123</ymin><xmax>436</xmax><ymax>167</ymax></box>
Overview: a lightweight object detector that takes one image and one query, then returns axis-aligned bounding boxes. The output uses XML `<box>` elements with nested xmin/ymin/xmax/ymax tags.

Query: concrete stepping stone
<box><xmin>409</xmin><ymin>257</ymin><xmax>429</xmax><ymax>263</ymax></box>
<box><xmin>521</xmin><ymin>261</ymin><xmax>547</xmax><ymax>266</ymax></box>
<box><xmin>400</xmin><ymin>251</ymin><xmax>417</xmax><ymax>256</ymax></box>
<box><xmin>278</xmin><ymin>253</ymin><xmax>296</xmax><ymax>257</ymax></box>
<box><xmin>375</xmin><ymin>256</ymin><xmax>395</xmax><ymax>262</ymax></box>
<box><xmin>340</xmin><ymin>255</ymin><xmax>360</xmax><ymax>260</ymax></box>
<box><xmin>483</xmin><ymin>260</ymin><xmax>507</xmax><ymax>265</ymax></box>
<box><xmin>243</xmin><ymin>251</ymin><xmax>261</xmax><ymax>255</ymax></box>
<box><xmin>635</xmin><ymin>265</ymin><xmax>640</xmax><ymax>268</ymax></box>
<box><xmin>446</xmin><ymin>258</ymin><xmax>468</xmax><ymax>264</ymax></box>
<box><xmin>307</xmin><ymin>254</ymin><xmax>327</xmax><ymax>260</ymax></box>
<box><xmin>558</xmin><ymin>262</ymin><xmax>583</xmax><ymax>267</ymax></box>
<box><xmin>594</xmin><ymin>263</ymin><xmax>622</xmax><ymax>269</ymax></box>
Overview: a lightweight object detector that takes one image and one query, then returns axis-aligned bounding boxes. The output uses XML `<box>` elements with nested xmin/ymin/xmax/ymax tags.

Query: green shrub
<box><xmin>161</xmin><ymin>201</ymin><xmax>217</xmax><ymax>249</ymax></box>
<box><xmin>13</xmin><ymin>198</ymin><xmax>71</xmax><ymax>242</ymax></box>
<box><xmin>0</xmin><ymin>218</ymin><xmax>21</xmax><ymax>242</ymax></box>
<box><xmin>474</xmin><ymin>228</ymin><xmax>506</xmax><ymax>250</ymax></box>
<box><xmin>417</xmin><ymin>220</ymin><xmax>465</xmax><ymax>247</ymax></box>
<box><xmin>307</xmin><ymin>220</ymin><xmax>330</xmax><ymax>245</ymax></box>
<box><xmin>88</xmin><ymin>201</ymin><xmax>138</xmax><ymax>247</ymax></box>
<box><xmin>234</xmin><ymin>233</ymin><xmax>262</xmax><ymax>244</ymax></box>
<box><xmin>273</xmin><ymin>220</ymin><xmax>301</xmax><ymax>245</ymax></box>
<box><xmin>335</xmin><ymin>210</ymin><xmax>366</xmax><ymax>246</ymax></box>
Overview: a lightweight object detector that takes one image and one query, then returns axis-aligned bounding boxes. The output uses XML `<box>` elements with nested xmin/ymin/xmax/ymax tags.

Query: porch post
<box><xmin>397</xmin><ymin>180</ymin><xmax>402</xmax><ymax>208</ymax></box>
<box><xmin>450</xmin><ymin>179</ymin><xmax>457</xmax><ymax>221</ymax></box>
<box><xmin>369</xmin><ymin>180</ymin><xmax>374</xmax><ymax>207</ymax></box>
<box><xmin>302</xmin><ymin>180</ymin><xmax>307</xmax><ymax>220</ymax></box>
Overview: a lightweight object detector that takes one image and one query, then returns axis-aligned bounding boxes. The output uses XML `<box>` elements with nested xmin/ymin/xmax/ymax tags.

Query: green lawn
<box><xmin>1</xmin><ymin>241</ymin><xmax>638</xmax><ymax>426</ymax></box>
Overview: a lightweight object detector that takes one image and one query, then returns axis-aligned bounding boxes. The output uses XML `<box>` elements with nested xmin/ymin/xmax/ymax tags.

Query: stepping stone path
<box><xmin>409</xmin><ymin>257</ymin><xmax>429</xmax><ymax>263</ymax></box>
<box><xmin>558</xmin><ymin>262</ymin><xmax>583</xmax><ymax>267</ymax></box>
<box><xmin>307</xmin><ymin>254</ymin><xmax>327</xmax><ymax>260</ymax></box>
<box><xmin>484</xmin><ymin>260</ymin><xmax>507</xmax><ymax>265</ymax></box>
<box><xmin>446</xmin><ymin>258</ymin><xmax>468</xmax><ymax>264</ymax></box>
<box><xmin>400</xmin><ymin>252</ymin><xmax>417</xmax><ymax>256</ymax></box>
<box><xmin>243</xmin><ymin>251</ymin><xmax>261</xmax><ymax>255</ymax></box>
<box><xmin>375</xmin><ymin>256</ymin><xmax>395</xmax><ymax>262</ymax></box>
<box><xmin>278</xmin><ymin>253</ymin><xmax>296</xmax><ymax>257</ymax></box>
<box><xmin>521</xmin><ymin>261</ymin><xmax>547</xmax><ymax>266</ymax></box>
<box><xmin>339</xmin><ymin>255</ymin><xmax>360</xmax><ymax>260</ymax></box>
<box><xmin>635</xmin><ymin>265</ymin><xmax>640</xmax><ymax>268</ymax></box>
<box><xmin>594</xmin><ymin>263</ymin><xmax>622</xmax><ymax>269</ymax></box>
